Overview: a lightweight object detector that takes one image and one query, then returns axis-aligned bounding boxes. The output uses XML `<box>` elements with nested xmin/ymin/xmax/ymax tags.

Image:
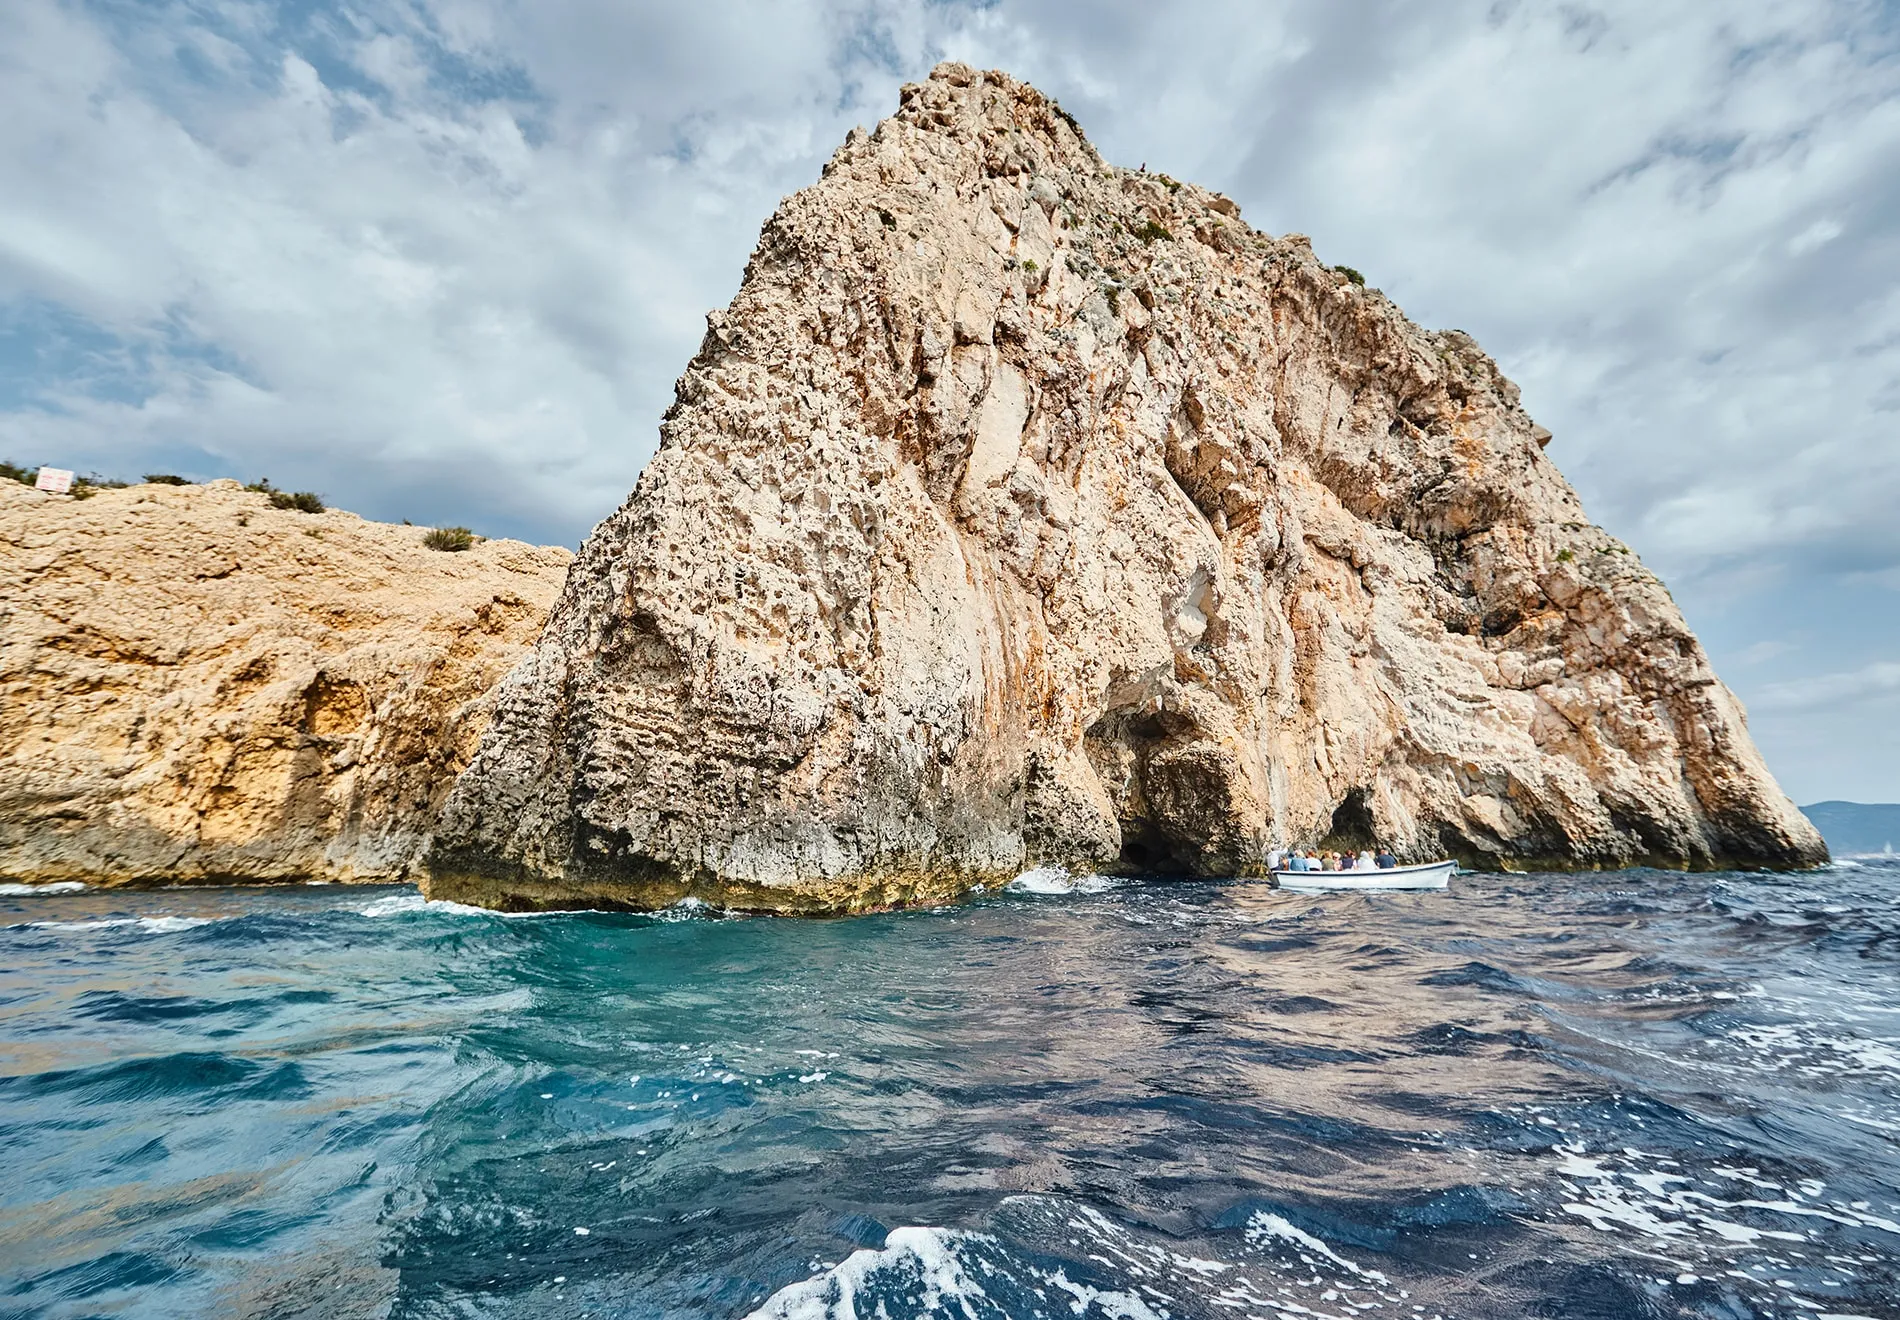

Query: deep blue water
<box><xmin>2</xmin><ymin>862</ymin><xmax>1898</xmax><ymax>1319</ymax></box>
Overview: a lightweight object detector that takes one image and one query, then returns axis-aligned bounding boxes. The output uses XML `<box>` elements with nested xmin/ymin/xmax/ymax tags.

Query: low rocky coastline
<box><xmin>0</xmin><ymin>478</ymin><xmax>569</xmax><ymax>888</ymax></box>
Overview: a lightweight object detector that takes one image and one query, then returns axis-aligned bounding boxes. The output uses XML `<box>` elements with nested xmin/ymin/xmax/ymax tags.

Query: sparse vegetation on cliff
<box><xmin>69</xmin><ymin>475</ymin><xmax>130</xmax><ymax>500</ymax></box>
<box><xmin>4</xmin><ymin>465</ymin><xmax>478</xmax><ymax>537</ymax></box>
<box><xmin>3</xmin><ymin>462</ymin><xmax>134</xmax><ymax>497</ymax></box>
<box><xmin>423</xmin><ymin>526</ymin><xmax>477</xmax><ymax>552</ymax></box>
<box><xmin>246</xmin><ymin>478</ymin><xmax>325</xmax><ymax>513</ymax></box>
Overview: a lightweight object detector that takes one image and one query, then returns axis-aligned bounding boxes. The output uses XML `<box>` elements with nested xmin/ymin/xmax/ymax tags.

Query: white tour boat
<box><xmin>1269</xmin><ymin>859</ymin><xmax>1456</xmax><ymax>892</ymax></box>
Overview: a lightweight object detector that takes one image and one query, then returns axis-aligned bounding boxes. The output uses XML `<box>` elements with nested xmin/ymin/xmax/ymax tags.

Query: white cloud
<box><xmin>1</xmin><ymin>0</ymin><xmax>1896</xmax><ymax>799</ymax></box>
<box><xmin>1788</xmin><ymin>217</ymin><xmax>1845</xmax><ymax>255</ymax></box>
<box><xmin>1735</xmin><ymin>639</ymin><xmax>1797</xmax><ymax>666</ymax></box>
<box><xmin>0</xmin><ymin>0</ymin><xmax>952</xmax><ymax>533</ymax></box>
<box><xmin>1754</xmin><ymin>662</ymin><xmax>1900</xmax><ymax>712</ymax></box>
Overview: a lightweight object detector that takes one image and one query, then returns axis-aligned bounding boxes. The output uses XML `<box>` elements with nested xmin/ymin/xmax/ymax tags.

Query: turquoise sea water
<box><xmin>2</xmin><ymin>863</ymin><xmax>1897</xmax><ymax>1319</ymax></box>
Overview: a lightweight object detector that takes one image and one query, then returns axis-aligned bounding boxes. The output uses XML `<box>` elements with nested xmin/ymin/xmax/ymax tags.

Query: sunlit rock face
<box><xmin>429</xmin><ymin>62</ymin><xmax>1824</xmax><ymax>914</ymax></box>
<box><xmin>0</xmin><ymin>480</ymin><xmax>570</xmax><ymax>888</ymax></box>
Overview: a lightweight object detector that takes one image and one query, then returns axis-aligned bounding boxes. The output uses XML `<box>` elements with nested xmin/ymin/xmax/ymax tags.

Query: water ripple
<box><xmin>0</xmin><ymin>864</ymin><xmax>1897</xmax><ymax>1317</ymax></box>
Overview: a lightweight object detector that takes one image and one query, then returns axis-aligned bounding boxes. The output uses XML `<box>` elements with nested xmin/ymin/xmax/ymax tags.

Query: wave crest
<box><xmin>1006</xmin><ymin>866</ymin><xmax>1118</xmax><ymax>896</ymax></box>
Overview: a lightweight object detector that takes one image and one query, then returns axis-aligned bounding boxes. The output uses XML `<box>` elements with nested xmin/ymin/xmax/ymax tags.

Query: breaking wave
<box><xmin>745</xmin><ymin>1196</ymin><xmax>1417</xmax><ymax>1320</ymax></box>
<box><xmin>1006</xmin><ymin>865</ymin><xmax>1119</xmax><ymax>895</ymax></box>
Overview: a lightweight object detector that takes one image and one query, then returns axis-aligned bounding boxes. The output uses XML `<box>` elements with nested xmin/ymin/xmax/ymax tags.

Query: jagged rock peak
<box><xmin>428</xmin><ymin>62</ymin><xmax>1825</xmax><ymax>913</ymax></box>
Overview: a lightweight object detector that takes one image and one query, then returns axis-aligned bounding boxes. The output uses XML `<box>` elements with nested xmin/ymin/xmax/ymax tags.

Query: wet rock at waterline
<box><xmin>428</xmin><ymin>62</ymin><xmax>1824</xmax><ymax>913</ymax></box>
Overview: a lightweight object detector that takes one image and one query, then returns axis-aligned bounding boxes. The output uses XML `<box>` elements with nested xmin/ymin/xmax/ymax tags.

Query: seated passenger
<box><xmin>1376</xmin><ymin>849</ymin><xmax>1398</xmax><ymax>868</ymax></box>
<box><xmin>1357</xmin><ymin>849</ymin><xmax>1375</xmax><ymax>869</ymax></box>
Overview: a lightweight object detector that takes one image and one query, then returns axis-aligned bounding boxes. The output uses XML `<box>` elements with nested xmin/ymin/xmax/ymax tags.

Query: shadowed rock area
<box><xmin>0</xmin><ymin>480</ymin><xmax>570</xmax><ymax>887</ymax></box>
<box><xmin>428</xmin><ymin>63</ymin><xmax>1825</xmax><ymax>913</ymax></box>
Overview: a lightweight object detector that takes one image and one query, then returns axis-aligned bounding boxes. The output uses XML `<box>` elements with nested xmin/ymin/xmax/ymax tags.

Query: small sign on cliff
<box><xmin>34</xmin><ymin>467</ymin><xmax>74</xmax><ymax>495</ymax></box>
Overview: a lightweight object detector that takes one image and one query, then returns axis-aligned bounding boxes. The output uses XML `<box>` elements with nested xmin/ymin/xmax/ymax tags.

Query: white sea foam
<box><xmin>1720</xmin><ymin>1022</ymin><xmax>1900</xmax><ymax>1082</ymax></box>
<box><xmin>355</xmin><ymin>893</ymin><xmax>640</xmax><ymax>920</ymax></box>
<box><xmin>14</xmin><ymin>915</ymin><xmax>212</xmax><ymax>933</ymax></box>
<box><xmin>1006</xmin><ymin>866</ymin><xmax>1117</xmax><ymax>896</ymax></box>
<box><xmin>1042</xmin><ymin>1268</ymin><xmax>1165</xmax><ymax>1319</ymax></box>
<box><xmin>1506</xmin><ymin>1126</ymin><xmax>1900</xmax><ymax>1312</ymax></box>
<box><xmin>653</xmin><ymin>896</ymin><xmax>735</xmax><ymax>922</ymax></box>
<box><xmin>357</xmin><ymin>894</ymin><xmax>501</xmax><ymax>919</ymax></box>
<box><xmin>745</xmin><ymin>1196</ymin><xmax>1413</xmax><ymax>1320</ymax></box>
<box><xmin>744</xmin><ymin>1226</ymin><xmax>993</xmax><ymax>1320</ymax></box>
<box><xmin>1244</xmin><ymin>1211</ymin><xmax>1390</xmax><ymax>1284</ymax></box>
<box><xmin>0</xmin><ymin>881</ymin><xmax>87</xmax><ymax>895</ymax></box>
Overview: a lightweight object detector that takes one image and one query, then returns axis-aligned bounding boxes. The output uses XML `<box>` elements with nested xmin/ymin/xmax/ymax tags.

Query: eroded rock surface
<box><xmin>0</xmin><ymin>480</ymin><xmax>570</xmax><ymax>886</ymax></box>
<box><xmin>430</xmin><ymin>63</ymin><xmax>1824</xmax><ymax>913</ymax></box>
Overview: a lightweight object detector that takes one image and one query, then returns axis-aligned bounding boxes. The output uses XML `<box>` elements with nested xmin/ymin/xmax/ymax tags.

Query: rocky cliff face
<box><xmin>430</xmin><ymin>63</ymin><xmax>1825</xmax><ymax>913</ymax></box>
<box><xmin>0</xmin><ymin>480</ymin><xmax>569</xmax><ymax>887</ymax></box>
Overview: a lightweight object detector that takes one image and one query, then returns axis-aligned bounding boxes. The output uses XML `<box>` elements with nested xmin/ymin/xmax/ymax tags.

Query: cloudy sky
<box><xmin>2</xmin><ymin>0</ymin><xmax>1895</xmax><ymax>803</ymax></box>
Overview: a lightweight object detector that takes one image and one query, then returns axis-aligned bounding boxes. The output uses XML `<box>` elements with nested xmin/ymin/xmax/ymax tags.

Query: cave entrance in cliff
<box><xmin>1318</xmin><ymin>788</ymin><xmax>1377</xmax><ymax>853</ymax></box>
<box><xmin>1116</xmin><ymin>822</ymin><xmax>1172</xmax><ymax>873</ymax></box>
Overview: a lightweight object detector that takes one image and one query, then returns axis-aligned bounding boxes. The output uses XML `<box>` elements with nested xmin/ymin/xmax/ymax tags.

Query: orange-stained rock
<box><xmin>0</xmin><ymin>479</ymin><xmax>570</xmax><ymax>886</ymax></box>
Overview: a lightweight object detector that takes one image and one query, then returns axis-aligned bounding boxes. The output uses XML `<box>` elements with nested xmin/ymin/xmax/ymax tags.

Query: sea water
<box><xmin>1</xmin><ymin>863</ymin><xmax>1897</xmax><ymax>1319</ymax></box>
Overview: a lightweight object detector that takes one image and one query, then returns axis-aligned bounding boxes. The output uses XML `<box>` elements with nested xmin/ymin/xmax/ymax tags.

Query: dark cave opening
<box><xmin>1318</xmin><ymin>787</ymin><xmax>1378</xmax><ymax>853</ymax></box>
<box><xmin>1118</xmin><ymin>837</ymin><xmax>1163</xmax><ymax>870</ymax></box>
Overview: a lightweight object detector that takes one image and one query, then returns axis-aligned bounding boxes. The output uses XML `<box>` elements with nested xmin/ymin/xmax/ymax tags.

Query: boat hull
<box><xmin>1269</xmin><ymin>860</ymin><xmax>1455</xmax><ymax>892</ymax></box>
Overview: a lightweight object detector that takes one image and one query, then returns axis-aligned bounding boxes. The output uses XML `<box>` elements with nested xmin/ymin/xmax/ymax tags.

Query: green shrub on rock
<box><xmin>71</xmin><ymin>475</ymin><xmax>130</xmax><ymax>500</ymax></box>
<box><xmin>423</xmin><ymin>526</ymin><xmax>476</xmax><ymax>552</ymax></box>
<box><xmin>270</xmin><ymin>490</ymin><xmax>325</xmax><ymax>513</ymax></box>
<box><xmin>245</xmin><ymin>478</ymin><xmax>323</xmax><ymax>513</ymax></box>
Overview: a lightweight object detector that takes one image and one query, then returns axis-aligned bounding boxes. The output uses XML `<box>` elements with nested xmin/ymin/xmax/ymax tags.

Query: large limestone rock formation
<box><xmin>0</xmin><ymin>480</ymin><xmax>570</xmax><ymax>887</ymax></box>
<box><xmin>430</xmin><ymin>63</ymin><xmax>1824</xmax><ymax>913</ymax></box>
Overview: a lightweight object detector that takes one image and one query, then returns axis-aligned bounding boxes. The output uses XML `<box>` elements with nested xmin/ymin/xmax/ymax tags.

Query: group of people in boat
<box><xmin>1270</xmin><ymin>847</ymin><xmax>1399</xmax><ymax>872</ymax></box>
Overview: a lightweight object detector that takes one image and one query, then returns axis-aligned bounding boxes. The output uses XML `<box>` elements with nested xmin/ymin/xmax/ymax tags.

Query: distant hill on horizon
<box><xmin>1801</xmin><ymin>801</ymin><xmax>1900</xmax><ymax>857</ymax></box>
